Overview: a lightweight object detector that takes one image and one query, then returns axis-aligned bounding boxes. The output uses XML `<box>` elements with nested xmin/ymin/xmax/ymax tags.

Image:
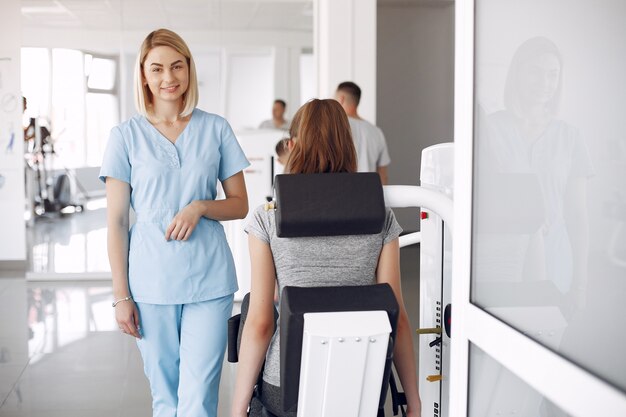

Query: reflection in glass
<box><xmin>469</xmin><ymin>344</ymin><xmax>571</xmax><ymax>417</ymax></box>
<box><xmin>472</xmin><ymin>0</ymin><xmax>626</xmax><ymax>392</ymax></box>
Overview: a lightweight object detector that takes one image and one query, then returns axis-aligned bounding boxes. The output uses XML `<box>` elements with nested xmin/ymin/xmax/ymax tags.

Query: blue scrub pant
<box><xmin>135</xmin><ymin>294</ymin><xmax>233</xmax><ymax>417</ymax></box>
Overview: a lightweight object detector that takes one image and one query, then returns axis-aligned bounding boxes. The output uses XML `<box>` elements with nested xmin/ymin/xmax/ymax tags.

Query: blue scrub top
<box><xmin>99</xmin><ymin>109</ymin><xmax>250</xmax><ymax>304</ymax></box>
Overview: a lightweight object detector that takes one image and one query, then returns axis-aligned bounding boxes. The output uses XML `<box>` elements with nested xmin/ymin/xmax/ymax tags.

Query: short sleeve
<box><xmin>99</xmin><ymin>126</ymin><xmax>130</xmax><ymax>184</ymax></box>
<box><xmin>570</xmin><ymin>132</ymin><xmax>594</xmax><ymax>179</ymax></box>
<box><xmin>244</xmin><ymin>205</ymin><xmax>272</xmax><ymax>244</ymax></box>
<box><xmin>377</xmin><ymin>128</ymin><xmax>391</xmax><ymax>167</ymax></box>
<box><xmin>383</xmin><ymin>208</ymin><xmax>403</xmax><ymax>245</ymax></box>
<box><xmin>219</xmin><ymin>119</ymin><xmax>251</xmax><ymax>181</ymax></box>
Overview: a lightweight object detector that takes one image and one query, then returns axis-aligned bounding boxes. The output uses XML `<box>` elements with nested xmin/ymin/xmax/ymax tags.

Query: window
<box><xmin>84</xmin><ymin>54</ymin><xmax>119</xmax><ymax>167</ymax></box>
<box><xmin>21</xmin><ymin>48</ymin><xmax>119</xmax><ymax>168</ymax></box>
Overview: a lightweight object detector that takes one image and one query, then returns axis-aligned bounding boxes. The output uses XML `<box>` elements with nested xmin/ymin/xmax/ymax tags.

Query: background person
<box><xmin>336</xmin><ymin>81</ymin><xmax>391</xmax><ymax>184</ymax></box>
<box><xmin>486</xmin><ymin>37</ymin><xmax>592</xmax><ymax>308</ymax></box>
<box><xmin>259</xmin><ymin>99</ymin><xmax>290</xmax><ymax>130</ymax></box>
<box><xmin>274</xmin><ymin>138</ymin><xmax>291</xmax><ymax>166</ymax></box>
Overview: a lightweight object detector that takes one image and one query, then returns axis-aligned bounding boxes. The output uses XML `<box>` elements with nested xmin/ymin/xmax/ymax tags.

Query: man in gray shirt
<box><xmin>336</xmin><ymin>82</ymin><xmax>391</xmax><ymax>184</ymax></box>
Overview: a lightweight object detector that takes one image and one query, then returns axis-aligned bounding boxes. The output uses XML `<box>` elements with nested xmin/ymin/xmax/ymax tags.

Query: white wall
<box><xmin>0</xmin><ymin>0</ymin><xmax>25</xmax><ymax>262</ymax></box>
<box><xmin>226</xmin><ymin>50</ymin><xmax>275</xmax><ymax>129</ymax></box>
<box><xmin>377</xmin><ymin>2</ymin><xmax>455</xmax><ymax>230</ymax></box>
<box><xmin>315</xmin><ymin>0</ymin><xmax>377</xmax><ymax>122</ymax></box>
<box><xmin>274</xmin><ymin>46</ymin><xmax>303</xmax><ymax>119</ymax></box>
<box><xmin>23</xmin><ymin>27</ymin><xmax>313</xmax><ymax>126</ymax></box>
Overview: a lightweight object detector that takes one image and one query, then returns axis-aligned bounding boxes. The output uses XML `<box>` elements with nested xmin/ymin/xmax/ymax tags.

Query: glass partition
<box><xmin>469</xmin><ymin>344</ymin><xmax>572</xmax><ymax>417</ymax></box>
<box><xmin>471</xmin><ymin>0</ymin><xmax>626</xmax><ymax>392</ymax></box>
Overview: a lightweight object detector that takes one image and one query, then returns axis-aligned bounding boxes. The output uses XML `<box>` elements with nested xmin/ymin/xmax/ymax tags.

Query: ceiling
<box><xmin>21</xmin><ymin>0</ymin><xmax>314</xmax><ymax>32</ymax></box>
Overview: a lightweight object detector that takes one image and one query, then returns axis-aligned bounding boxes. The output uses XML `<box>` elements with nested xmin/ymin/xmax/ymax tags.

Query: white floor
<box><xmin>25</xmin><ymin>198</ymin><xmax>110</xmax><ymax>279</ymax></box>
<box><xmin>1</xmin><ymin>203</ymin><xmax>421</xmax><ymax>416</ymax></box>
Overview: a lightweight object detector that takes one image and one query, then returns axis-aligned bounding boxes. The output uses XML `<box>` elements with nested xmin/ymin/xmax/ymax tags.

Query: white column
<box><xmin>0</xmin><ymin>0</ymin><xmax>26</xmax><ymax>262</ymax></box>
<box><xmin>314</xmin><ymin>0</ymin><xmax>377</xmax><ymax>123</ymax></box>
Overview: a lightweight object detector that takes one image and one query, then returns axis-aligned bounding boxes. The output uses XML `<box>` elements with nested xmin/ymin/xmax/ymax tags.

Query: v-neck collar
<box><xmin>141</xmin><ymin>109</ymin><xmax>196</xmax><ymax>169</ymax></box>
<box><xmin>143</xmin><ymin>108</ymin><xmax>195</xmax><ymax>148</ymax></box>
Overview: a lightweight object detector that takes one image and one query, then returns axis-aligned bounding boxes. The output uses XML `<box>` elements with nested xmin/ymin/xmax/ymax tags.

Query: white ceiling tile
<box><xmin>21</xmin><ymin>0</ymin><xmax>313</xmax><ymax>32</ymax></box>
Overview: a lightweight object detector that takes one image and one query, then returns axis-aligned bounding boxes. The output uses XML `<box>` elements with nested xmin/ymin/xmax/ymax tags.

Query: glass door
<box><xmin>450</xmin><ymin>1</ymin><xmax>626</xmax><ymax>416</ymax></box>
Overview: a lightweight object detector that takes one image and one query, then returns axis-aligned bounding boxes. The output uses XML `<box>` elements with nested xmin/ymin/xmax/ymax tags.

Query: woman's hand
<box><xmin>165</xmin><ymin>201</ymin><xmax>202</xmax><ymax>241</ymax></box>
<box><xmin>115</xmin><ymin>300</ymin><xmax>141</xmax><ymax>339</ymax></box>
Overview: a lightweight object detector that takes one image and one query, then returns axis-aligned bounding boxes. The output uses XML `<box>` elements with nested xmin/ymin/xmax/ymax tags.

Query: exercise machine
<box><xmin>26</xmin><ymin>118</ymin><xmax>85</xmax><ymax>217</ymax></box>
<box><xmin>228</xmin><ymin>170</ymin><xmax>455</xmax><ymax>416</ymax></box>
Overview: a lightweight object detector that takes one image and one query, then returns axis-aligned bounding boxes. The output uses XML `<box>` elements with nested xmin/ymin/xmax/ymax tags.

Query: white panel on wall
<box><xmin>272</xmin><ymin>46</ymin><xmax>302</xmax><ymax>120</ymax></box>
<box><xmin>121</xmin><ymin>52</ymin><xmax>136</xmax><ymax>121</ymax></box>
<box><xmin>300</xmin><ymin>52</ymin><xmax>316</xmax><ymax>105</ymax></box>
<box><xmin>226</xmin><ymin>52</ymin><xmax>274</xmax><ymax>130</ymax></box>
<box><xmin>273</xmin><ymin>47</ymin><xmax>290</xmax><ymax>110</ymax></box>
<box><xmin>195</xmin><ymin>52</ymin><xmax>222</xmax><ymax>116</ymax></box>
<box><xmin>0</xmin><ymin>0</ymin><xmax>25</xmax><ymax>261</ymax></box>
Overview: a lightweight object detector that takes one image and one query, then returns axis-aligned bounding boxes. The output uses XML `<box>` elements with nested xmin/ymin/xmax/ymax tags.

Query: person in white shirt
<box><xmin>259</xmin><ymin>99</ymin><xmax>290</xmax><ymax>130</ymax></box>
<box><xmin>335</xmin><ymin>81</ymin><xmax>391</xmax><ymax>184</ymax></box>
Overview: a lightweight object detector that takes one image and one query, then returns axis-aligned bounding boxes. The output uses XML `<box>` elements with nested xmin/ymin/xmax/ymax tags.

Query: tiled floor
<box><xmin>1</xmin><ymin>204</ymin><xmax>420</xmax><ymax>416</ymax></box>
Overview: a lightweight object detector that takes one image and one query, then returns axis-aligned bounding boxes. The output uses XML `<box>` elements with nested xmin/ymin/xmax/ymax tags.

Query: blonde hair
<box><xmin>133</xmin><ymin>28</ymin><xmax>198</xmax><ymax>117</ymax></box>
<box><xmin>286</xmin><ymin>99</ymin><xmax>357</xmax><ymax>174</ymax></box>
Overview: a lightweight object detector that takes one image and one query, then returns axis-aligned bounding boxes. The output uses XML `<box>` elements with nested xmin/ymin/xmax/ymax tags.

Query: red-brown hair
<box><xmin>286</xmin><ymin>99</ymin><xmax>357</xmax><ymax>174</ymax></box>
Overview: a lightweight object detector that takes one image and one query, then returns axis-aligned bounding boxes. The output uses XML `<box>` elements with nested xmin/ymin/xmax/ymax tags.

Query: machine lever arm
<box><xmin>429</xmin><ymin>337</ymin><xmax>442</xmax><ymax>347</ymax></box>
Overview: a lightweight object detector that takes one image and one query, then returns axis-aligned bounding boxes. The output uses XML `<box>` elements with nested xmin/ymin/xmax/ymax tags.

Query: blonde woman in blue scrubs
<box><xmin>100</xmin><ymin>28</ymin><xmax>250</xmax><ymax>417</ymax></box>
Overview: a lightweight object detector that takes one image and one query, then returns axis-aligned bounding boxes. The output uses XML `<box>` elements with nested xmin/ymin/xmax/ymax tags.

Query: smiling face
<box><xmin>518</xmin><ymin>52</ymin><xmax>561</xmax><ymax>106</ymax></box>
<box><xmin>142</xmin><ymin>45</ymin><xmax>189</xmax><ymax>107</ymax></box>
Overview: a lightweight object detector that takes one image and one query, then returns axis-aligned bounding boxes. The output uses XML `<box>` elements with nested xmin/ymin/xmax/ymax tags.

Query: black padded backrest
<box><xmin>274</xmin><ymin>172</ymin><xmax>386</xmax><ymax>237</ymax></box>
<box><xmin>279</xmin><ymin>284</ymin><xmax>399</xmax><ymax>413</ymax></box>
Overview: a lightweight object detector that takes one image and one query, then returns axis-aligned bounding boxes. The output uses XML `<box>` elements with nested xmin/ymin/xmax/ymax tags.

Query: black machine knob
<box><xmin>443</xmin><ymin>304</ymin><xmax>451</xmax><ymax>338</ymax></box>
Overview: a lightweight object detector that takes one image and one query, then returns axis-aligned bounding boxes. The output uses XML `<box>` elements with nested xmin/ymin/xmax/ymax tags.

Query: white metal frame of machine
<box><xmin>449</xmin><ymin>1</ymin><xmax>626</xmax><ymax>416</ymax></box>
<box><xmin>384</xmin><ymin>182</ymin><xmax>454</xmax><ymax>416</ymax></box>
<box><xmin>297</xmin><ymin>311</ymin><xmax>392</xmax><ymax>417</ymax></box>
